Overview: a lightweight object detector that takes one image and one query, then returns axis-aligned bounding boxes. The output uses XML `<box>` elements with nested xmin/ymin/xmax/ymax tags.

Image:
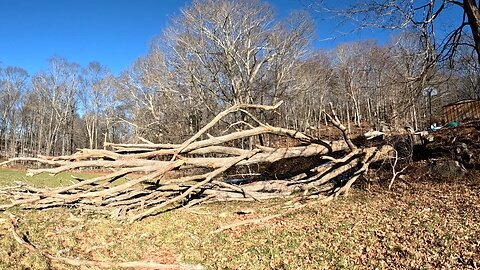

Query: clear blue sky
<box><xmin>0</xmin><ymin>0</ymin><xmax>391</xmax><ymax>75</ymax></box>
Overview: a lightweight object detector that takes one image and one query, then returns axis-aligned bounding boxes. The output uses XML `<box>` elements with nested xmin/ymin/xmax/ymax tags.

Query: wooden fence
<box><xmin>443</xmin><ymin>99</ymin><xmax>480</xmax><ymax>123</ymax></box>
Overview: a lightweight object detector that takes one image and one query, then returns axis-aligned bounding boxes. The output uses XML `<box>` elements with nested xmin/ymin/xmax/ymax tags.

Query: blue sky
<box><xmin>0</xmin><ymin>0</ymin><xmax>392</xmax><ymax>75</ymax></box>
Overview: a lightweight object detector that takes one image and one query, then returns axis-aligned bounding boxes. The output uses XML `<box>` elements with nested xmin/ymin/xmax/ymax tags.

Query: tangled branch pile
<box><xmin>0</xmin><ymin>102</ymin><xmax>392</xmax><ymax>222</ymax></box>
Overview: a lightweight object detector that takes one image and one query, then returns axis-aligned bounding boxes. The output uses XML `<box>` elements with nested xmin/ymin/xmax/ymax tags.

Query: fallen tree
<box><xmin>0</xmin><ymin>102</ymin><xmax>393</xmax><ymax>222</ymax></box>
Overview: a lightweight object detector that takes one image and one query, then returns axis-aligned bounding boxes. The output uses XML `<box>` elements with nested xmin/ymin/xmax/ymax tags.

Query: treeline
<box><xmin>0</xmin><ymin>0</ymin><xmax>478</xmax><ymax>158</ymax></box>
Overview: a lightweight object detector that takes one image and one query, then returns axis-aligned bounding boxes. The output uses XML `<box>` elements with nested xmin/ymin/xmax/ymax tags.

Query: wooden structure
<box><xmin>443</xmin><ymin>99</ymin><xmax>480</xmax><ymax>123</ymax></box>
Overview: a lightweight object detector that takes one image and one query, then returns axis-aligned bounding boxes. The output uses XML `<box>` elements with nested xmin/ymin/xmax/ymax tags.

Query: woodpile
<box><xmin>0</xmin><ymin>102</ymin><xmax>393</xmax><ymax>222</ymax></box>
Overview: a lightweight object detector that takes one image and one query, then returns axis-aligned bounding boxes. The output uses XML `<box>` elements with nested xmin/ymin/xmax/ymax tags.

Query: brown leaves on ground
<box><xmin>1</xmin><ymin>172</ymin><xmax>479</xmax><ymax>269</ymax></box>
<box><xmin>196</xmin><ymin>175</ymin><xmax>480</xmax><ymax>269</ymax></box>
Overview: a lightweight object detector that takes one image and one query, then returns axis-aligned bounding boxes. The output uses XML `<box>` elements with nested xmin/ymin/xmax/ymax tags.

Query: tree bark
<box><xmin>0</xmin><ymin>102</ymin><xmax>393</xmax><ymax>221</ymax></box>
<box><xmin>464</xmin><ymin>0</ymin><xmax>480</xmax><ymax>63</ymax></box>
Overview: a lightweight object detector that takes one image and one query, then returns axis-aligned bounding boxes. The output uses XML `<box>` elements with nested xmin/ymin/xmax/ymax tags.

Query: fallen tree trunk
<box><xmin>0</xmin><ymin>102</ymin><xmax>393</xmax><ymax>222</ymax></box>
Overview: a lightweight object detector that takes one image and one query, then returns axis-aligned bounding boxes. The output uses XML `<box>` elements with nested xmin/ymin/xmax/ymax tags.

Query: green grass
<box><xmin>0</xmin><ymin>168</ymin><xmax>99</xmax><ymax>188</ymax></box>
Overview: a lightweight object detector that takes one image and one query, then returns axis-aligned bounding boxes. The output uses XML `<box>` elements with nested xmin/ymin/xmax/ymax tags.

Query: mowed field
<box><xmin>0</xmin><ymin>168</ymin><xmax>479</xmax><ymax>270</ymax></box>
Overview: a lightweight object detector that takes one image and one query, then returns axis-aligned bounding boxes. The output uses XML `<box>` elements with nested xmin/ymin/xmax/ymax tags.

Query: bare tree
<box><xmin>30</xmin><ymin>57</ymin><xmax>81</xmax><ymax>156</ymax></box>
<box><xmin>0</xmin><ymin>66</ymin><xmax>28</xmax><ymax>157</ymax></box>
<box><xmin>310</xmin><ymin>0</ymin><xmax>480</xmax><ymax>65</ymax></box>
<box><xmin>80</xmin><ymin>62</ymin><xmax>113</xmax><ymax>149</ymax></box>
<box><xmin>163</xmin><ymin>0</ymin><xmax>314</xmax><ymax>108</ymax></box>
<box><xmin>283</xmin><ymin>51</ymin><xmax>335</xmax><ymax>131</ymax></box>
<box><xmin>333</xmin><ymin>41</ymin><xmax>376</xmax><ymax>128</ymax></box>
<box><xmin>116</xmin><ymin>47</ymin><xmax>192</xmax><ymax>143</ymax></box>
<box><xmin>448</xmin><ymin>42</ymin><xmax>480</xmax><ymax>99</ymax></box>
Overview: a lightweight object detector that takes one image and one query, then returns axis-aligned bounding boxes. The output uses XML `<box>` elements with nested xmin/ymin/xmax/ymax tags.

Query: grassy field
<box><xmin>0</xmin><ymin>167</ymin><xmax>102</xmax><ymax>188</ymax></box>
<box><xmin>0</xmin><ymin>168</ymin><xmax>479</xmax><ymax>269</ymax></box>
